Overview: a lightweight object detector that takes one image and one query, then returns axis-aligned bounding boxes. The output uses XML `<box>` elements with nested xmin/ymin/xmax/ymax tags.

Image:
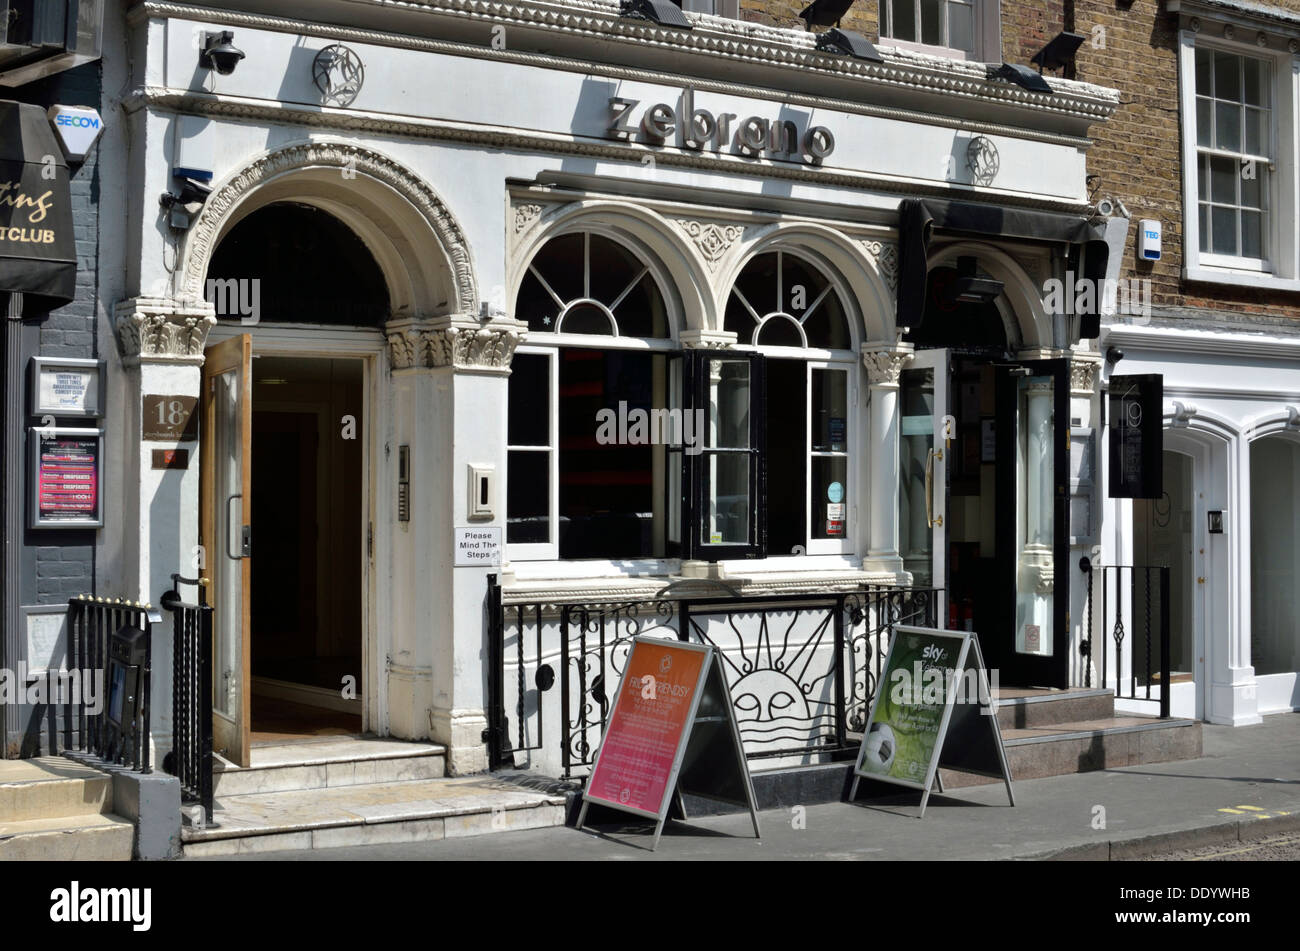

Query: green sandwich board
<box><xmin>849</xmin><ymin>625</ymin><xmax>1014</xmax><ymax>817</ymax></box>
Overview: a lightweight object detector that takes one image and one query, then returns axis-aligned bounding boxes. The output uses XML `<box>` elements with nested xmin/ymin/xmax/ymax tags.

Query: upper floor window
<box><xmin>1179</xmin><ymin>28</ymin><xmax>1299</xmax><ymax>291</ymax></box>
<box><xmin>672</xmin><ymin>0</ymin><xmax>739</xmax><ymax>17</ymax></box>
<box><xmin>878</xmin><ymin>0</ymin><xmax>996</xmax><ymax>59</ymax></box>
<box><xmin>1195</xmin><ymin>47</ymin><xmax>1270</xmax><ymax>265</ymax></box>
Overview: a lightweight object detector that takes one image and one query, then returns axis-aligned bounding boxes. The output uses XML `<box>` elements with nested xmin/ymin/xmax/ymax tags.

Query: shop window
<box><xmin>877</xmin><ymin>0</ymin><xmax>996</xmax><ymax>60</ymax></box>
<box><xmin>719</xmin><ymin>251</ymin><xmax>856</xmax><ymax>558</ymax></box>
<box><xmin>508</xmin><ymin>231</ymin><xmax>673</xmax><ymax>561</ymax></box>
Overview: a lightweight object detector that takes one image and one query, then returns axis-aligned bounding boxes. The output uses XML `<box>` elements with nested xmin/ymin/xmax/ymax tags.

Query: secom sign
<box><xmin>608</xmin><ymin>88</ymin><xmax>835</xmax><ymax>166</ymax></box>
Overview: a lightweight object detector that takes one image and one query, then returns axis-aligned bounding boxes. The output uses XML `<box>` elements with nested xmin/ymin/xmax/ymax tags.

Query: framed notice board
<box><xmin>29</xmin><ymin>427</ymin><xmax>103</xmax><ymax>529</ymax></box>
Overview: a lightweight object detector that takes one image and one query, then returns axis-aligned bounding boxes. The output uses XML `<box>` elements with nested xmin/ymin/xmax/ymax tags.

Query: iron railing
<box><xmin>485</xmin><ymin>576</ymin><xmax>940</xmax><ymax>777</ymax></box>
<box><xmin>1080</xmin><ymin>558</ymin><xmax>1171</xmax><ymax>718</ymax></box>
<box><xmin>62</xmin><ymin>595</ymin><xmax>154</xmax><ymax>772</ymax></box>
<box><xmin>160</xmin><ymin>574</ymin><xmax>214</xmax><ymax>823</ymax></box>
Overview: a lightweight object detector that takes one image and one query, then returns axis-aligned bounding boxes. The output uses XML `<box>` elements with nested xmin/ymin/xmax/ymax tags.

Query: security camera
<box><xmin>1095</xmin><ymin>197</ymin><xmax>1116</xmax><ymax>217</ymax></box>
<box><xmin>199</xmin><ymin>31</ymin><xmax>246</xmax><ymax>76</ymax></box>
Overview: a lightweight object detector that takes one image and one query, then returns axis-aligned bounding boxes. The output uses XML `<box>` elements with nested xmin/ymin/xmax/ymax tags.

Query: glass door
<box><xmin>996</xmin><ymin>358</ymin><xmax>1069</xmax><ymax>687</ymax></box>
<box><xmin>899</xmin><ymin>349</ymin><xmax>951</xmax><ymax>623</ymax></box>
<box><xmin>201</xmin><ymin>335</ymin><xmax>253</xmax><ymax>766</ymax></box>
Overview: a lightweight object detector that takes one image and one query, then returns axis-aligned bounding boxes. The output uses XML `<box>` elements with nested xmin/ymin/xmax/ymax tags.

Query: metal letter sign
<box><xmin>577</xmin><ymin>636</ymin><xmax>761</xmax><ymax>850</ymax></box>
<box><xmin>1108</xmin><ymin>374</ymin><xmax>1163</xmax><ymax>499</ymax></box>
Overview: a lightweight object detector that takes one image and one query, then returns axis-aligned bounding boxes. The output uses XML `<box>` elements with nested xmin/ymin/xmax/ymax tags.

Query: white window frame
<box><xmin>877</xmin><ymin>0</ymin><xmax>1001</xmax><ymax>63</ymax></box>
<box><xmin>1179</xmin><ymin>28</ymin><xmax>1300</xmax><ymax>290</ymax></box>
<box><xmin>678</xmin><ymin>0</ymin><xmax>739</xmax><ymax>17</ymax></box>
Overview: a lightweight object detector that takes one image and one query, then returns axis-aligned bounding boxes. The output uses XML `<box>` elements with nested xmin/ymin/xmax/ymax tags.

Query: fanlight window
<box><xmin>516</xmin><ymin>232</ymin><xmax>669</xmax><ymax>338</ymax></box>
<box><xmin>725</xmin><ymin>251</ymin><xmax>851</xmax><ymax>349</ymax></box>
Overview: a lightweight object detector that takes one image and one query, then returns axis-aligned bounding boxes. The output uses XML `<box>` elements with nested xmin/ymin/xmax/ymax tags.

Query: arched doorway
<box><xmin>200</xmin><ymin>201</ymin><xmax>393</xmax><ymax>762</ymax></box>
<box><xmin>899</xmin><ymin>252</ymin><xmax>1070</xmax><ymax>686</ymax></box>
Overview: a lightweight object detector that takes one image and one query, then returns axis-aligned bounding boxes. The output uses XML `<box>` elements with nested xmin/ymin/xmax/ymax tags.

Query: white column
<box><xmin>1016</xmin><ymin>379</ymin><xmax>1055</xmax><ymax>655</ymax></box>
<box><xmin>861</xmin><ymin>346</ymin><xmax>912</xmax><ymax>578</ymax></box>
<box><xmin>113</xmin><ymin>297</ymin><xmax>217</xmax><ymax>763</ymax></box>
<box><xmin>385</xmin><ymin>313</ymin><xmax>525</xmax><ymax>773</ymax></box>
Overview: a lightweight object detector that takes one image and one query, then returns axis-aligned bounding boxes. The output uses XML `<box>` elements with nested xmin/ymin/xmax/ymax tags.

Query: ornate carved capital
<box><xmin>1070</xmin><ymin>356</ymin><xmax>1101</xmax><ymax>395</ymax></box>
<box><xmin>114</xmin><ymin>297</ymin><xmax>217</xmax><ymax>366</ymax></box>
<box><xmin>386</xmin><ymin>314</ymin><xmax>527</xmax><ymax>372</ymax></box>
<box><xmin>679</xmin><ymin>329</ymin><xmax>737</xmax><ymax>350</ymax></box>
<box><xmin>675</xmin><ymin>219</ymin><xmax>745</xmax><ymax>270</ymax></box>
<box><xmin>862</xmin><ymin>347</ymin><xmax>912</xmax><ymax>386</ymax></box>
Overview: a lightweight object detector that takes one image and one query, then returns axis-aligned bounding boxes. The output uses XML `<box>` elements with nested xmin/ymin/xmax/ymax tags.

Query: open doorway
<box><xmin>249</xmin><ymin>356</ymin><xmax>364</xmax><ymax>741</ymax></box>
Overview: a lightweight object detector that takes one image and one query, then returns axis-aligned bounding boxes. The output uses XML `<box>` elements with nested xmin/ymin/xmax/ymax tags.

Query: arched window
<box><xmin>516</xmin><ymin>232</ymin><xmax>669</xmax><ymax>338</ymax></box>
<box><xmin>725</xmin><ymin>250</ymin><xmax>851</xmax><ymax>350</ymax></box>
<box><xmin>508</xmin><ymin>231</ymin><xmax>674</xmax><ymax>561</ymax></box>
<box><xmin>722</xmin><ymin>250</ymin><xmax>856</xmax><ymax>557</ymax></box>
<box><xmin>1250</xmin><ymin>435</ymin><xmax>1300</xmax><ymax>677</ymax></box>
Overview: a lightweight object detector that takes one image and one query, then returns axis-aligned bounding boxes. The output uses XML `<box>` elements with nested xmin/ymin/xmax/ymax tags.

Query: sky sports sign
<box><xmin>608</xmin><ymin>87</ymin><xmax>835</xmax><ymax>166</ymax></box>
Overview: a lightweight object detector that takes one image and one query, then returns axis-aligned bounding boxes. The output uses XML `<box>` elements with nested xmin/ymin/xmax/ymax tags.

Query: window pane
<box><xmin>1198</xmin><ymin>155</ymin><xmax>1209</xmax><ymax>200</ymax></box>
<box><xmin>1209</xmin><ymin>154</ymin><xmax>1237</xmax><ymax>204</ymax></box>
<box><xmin>920</xmin><ymin>0</ymin><xmax>941</xmax><ymax>46</ymax></box>
<box><xmin>811</xmin><ymin>456</ymin><xmax>848</xmax><ymax>540</ymax></box>
<box><xmin>1244</xmin><ymin>107</ymin><xmax>1267</xmax><ymax>157</ymax></box>
<box><xmin>559</xmin><ymin>302</ymin><xmax>614</xmax><ymax>335</ymax></box>
<box><xmin>1215</xmin><ymin>101</ymin><xmax>1241</xmax><ymax>152</ymax></box>
<box><xmin>1250</xmin><ymin>437</ymin><xmax>1300</xmax><ymax>676</ymax></box>
<box><xmin>588</xmin><ymin>235</ymin><xmax>644</xmax><ymax>312</ymax></box>
<box><xmin>508</xmin><ymin>353</ymin><xmax>549</xmax><ymax>446</ymax></box>
<box><xmin>528</xmin><ymin>233</ymin><xmax>584</xmax><ymax>305</ymax></box>
<box><xmin>611</xmin><ymin>272</ymin><xmax>668</xmax><ymax>339</ymax></box>
<box><xmin>1241</xmin><ymin>166</ymin><xmax>1262</xmax><ymax>209</ymax></box>
<box><xmin>703</xmin><ymin>453</ymin><xmax>750</xmax><ymax>545</ymax></box>
<box><xmin>1243</xmin><ymin>57</ymin><xmax>1266</xmax><ymax>107</ymax></box>
<box><xmin>1195</xmin><ymin>48</ymin><xmax>1211</xmax><ymax>96</ymax></box>
<box><xmin>1241</xmin><ymin>210</ymin><xmax>1263</xmax><ymax>258</ymax></box>
<box><xmin>948</xmin><ymin>0</ymin><xmax>973</xmax><ymax>51</ymax></box>
<box><xmin>890</xmin><ymin>0</ymin><xmax>916</xmax><ymax>41</ymax></box>
<box><xmin>708</xmin><ymin>359</ymin><xmax>751</xmax><ymax>448</ymax></box>
<box><xmin>1211</xmin><ymin>205</ymin><xmax>1237</xmax><ymax>255</ymax></box>
<box><xmin>756</xmin><ymin>315</ymin><xmax>803</xmax><ymax>347</ymax></box>
<box><xmin>517</xmin><ymin>270</ymin><xmax>559</xmax><ymax>332</ymax></box>
<box><xmin>1196</xmin><ymin>99</ymin><xmax>1212</xmax><ymax>147</ymax></box>
<box><xmin>812</xmin><ymin>368</ymin><xmax>849</xmax><ymax>452</ymax></box>
<box><xmin>507</xmin><ymin>450</ymin><xmax>549</xmax><ymax>543</ymax></box>
<box><xmin>1213</xmin><ymin>51</ymin><xmax>1241</xmax><ymax>101</ymax></box>
<box><xmin>1198</xmin><ymin>203</ymin><xmax>1209</xmax><ymax>253</ymax></box>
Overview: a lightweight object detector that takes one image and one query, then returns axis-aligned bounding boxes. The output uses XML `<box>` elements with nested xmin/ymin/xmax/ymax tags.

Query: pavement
<box><xmin>193</xmin><ymin>713</ymin><xmax>1300</xmax><ymax>861</ymax></box>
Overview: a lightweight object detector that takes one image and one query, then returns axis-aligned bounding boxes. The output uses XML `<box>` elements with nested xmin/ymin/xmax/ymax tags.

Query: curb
<box><xmin>1017</xmin><ymin>811</ymin><xmax>1300</xmax><ymax>860</ymax></box>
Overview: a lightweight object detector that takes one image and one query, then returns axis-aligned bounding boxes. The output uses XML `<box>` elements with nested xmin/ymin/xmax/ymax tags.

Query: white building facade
<box><xmin>96</xmin><ymin>0</ymin><xmax>1134</xmax><ymax>775</ymax></box>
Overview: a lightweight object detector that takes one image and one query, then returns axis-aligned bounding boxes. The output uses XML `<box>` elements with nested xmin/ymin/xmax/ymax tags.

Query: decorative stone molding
<box><xmin>680</xmin><ymin>329</ymin><xmax>737</xmax><ymax>349</ymax></box>
<box><xmin>674</xmin><ymin>219</ymin><xmax>745</xmax><ymax>270</ymax></box>
<box><xmin>133</xmin><ymin>2</ymin><xmax>1119</xmax><ymax>127</ymax></box>
<box><xmin>386</xmin><ymin>314</ymin><xmax>527</xmax><ymax>372</ymax></box>
<box><xmin>1069</xmin><ymin>356</ymin><xmax>1102</xmax><ymax>395</ymax></box>
<box><xmin>1016</xmin><ymin>347</ymin><xmax>1065</xmax><ymax>362</ymax></box>
<box><xmin>1171</xmin><ymin>400</ymin><xmax>1199</xmax><ymax>428</ymax></box>
<box><xmin>114</xmin><ymin>297</ymin><xmax>218</xmax><ymax>365</ymax></box>
<box><xmin>862</xmin><ymin>347</ymin><xmax>912</xmax><ymax>386</ymax></box>
<box><xmin>180</xmin><ymin>141</ymin><xmax>477</xmax><ymax>313</ymax></box>
<box><xmin>861</xmin><ymin>240</ymin><xmax>900</xmax><ymax>295</ymax></box>
<box><xmin>513</xmin><ymin>202</ymin><xmax>544</xmax><ymax>235</ymax></box>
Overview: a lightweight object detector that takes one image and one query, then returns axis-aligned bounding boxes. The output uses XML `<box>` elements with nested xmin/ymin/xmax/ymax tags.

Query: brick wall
<box><xmin>740</xmin><ymin>0</ymin><xmax>1300</xmax><ymax>324</ymax></box>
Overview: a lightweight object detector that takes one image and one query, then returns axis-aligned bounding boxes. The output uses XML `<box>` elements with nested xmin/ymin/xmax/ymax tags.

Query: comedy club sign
<box><xmin>608</xmin><ymin>88</ymin><xmax>835</xmax><ymax>166</ymax></box>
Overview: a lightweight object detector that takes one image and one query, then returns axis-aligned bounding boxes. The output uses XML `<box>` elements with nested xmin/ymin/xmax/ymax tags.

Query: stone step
<box><xmin>212</xmin><ymin>738</ymin><xmax>447</xmax><ymax>796</ymax></box>
<box><xmin>938</xmin><ymin>715</ymin><xmax>1203</xmax><ymax>789</ymax></box>
<box><xmin>0</xmin><ymin>812</ymin><xmax>134</xmax><ymax>861</ymax></box>
<box><xmin>0</xmin><ymin>757</ymin><xmax>113</xmax><ymax>822</ymax></box>
<box><xmin>183</xmin><ymin>775</ymin><xmax>566</xmax><ymax>857</ymax></box>
<box><xmin>995</xmin><ymin>687</ymin><xmax>1116</xmax><ymax>730</ymax></box>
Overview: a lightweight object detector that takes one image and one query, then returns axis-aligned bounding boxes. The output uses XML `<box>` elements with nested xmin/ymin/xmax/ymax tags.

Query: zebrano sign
<box><xmin>608</xmin><ymin>87</ymin><xmax>835</xmax><ymax>166</ymax></box>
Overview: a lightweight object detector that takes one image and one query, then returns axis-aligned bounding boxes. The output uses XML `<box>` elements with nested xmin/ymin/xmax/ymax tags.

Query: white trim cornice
<box><xmin>1102</xmin><ymin>323</ymin><xmax>1300</xmax><ymax>362</ymax></box>
<box><xmin>131</xmin><ymin>1</ymin><xmax>1118</xmax><ymax>131</ymax></box>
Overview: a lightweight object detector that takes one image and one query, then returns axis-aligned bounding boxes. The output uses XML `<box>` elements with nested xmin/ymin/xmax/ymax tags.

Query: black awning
<box><xmin>897</xmin><ymin>197</ymin><xmax>1109</xmax><ymax>339</ymax></box>
<box><xmin>0</xmin><ymin>100</ymin><xmax>77</xmax><ymax>308</ymax></box>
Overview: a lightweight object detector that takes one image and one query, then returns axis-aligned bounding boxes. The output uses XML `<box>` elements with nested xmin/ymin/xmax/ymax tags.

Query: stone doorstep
<box><xmin>0</xmin><ymin>757</ymin><xmax>114</xmax><ymax>823</ymax></box>
<box><xmin>182</xmin><ymin>776</ymin><xmax>568</xmax><ymax>853</ymax></box>
<box><xmin>213</xmin><ymin>740</ymin><xmax>448</xmax><ymax>796</ymax></box>
<box><xmin>0</xmin><ymin>812</ymin><xmax>135</xmax><ymax>862</ymax></box>
<box><xmin>994</xmin><ymin>687</ymin><xmax>1117</xmax><ymax>730</ymax></box>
